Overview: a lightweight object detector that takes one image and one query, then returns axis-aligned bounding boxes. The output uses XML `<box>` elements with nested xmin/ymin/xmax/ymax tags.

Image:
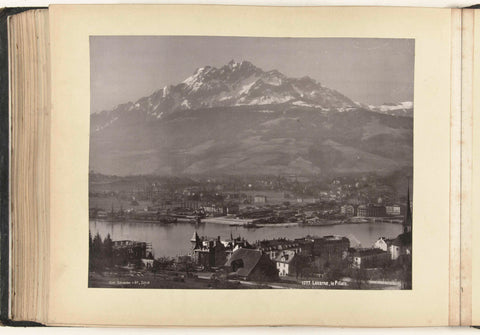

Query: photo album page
<box><xmin>47</xmin><ymin>5</ymin><xmax>455</xmax><ymax>326</ymax></box>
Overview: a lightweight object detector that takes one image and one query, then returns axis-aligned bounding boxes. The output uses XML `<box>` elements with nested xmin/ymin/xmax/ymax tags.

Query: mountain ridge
<box><xmin>90</xmin><ymin>60</ymin><xmax>413</xmax><ymax>177</ymax></box>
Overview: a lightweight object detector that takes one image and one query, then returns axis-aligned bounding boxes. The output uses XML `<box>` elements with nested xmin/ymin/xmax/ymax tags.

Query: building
<box><xmin>385</xmin><ymin>204</ymin><xmax>401</xmax><ymax>216</ymax></box>
<box><xmin>112</xmin><ymin>240</ymin><xmax>151</xmax><ymax>263</ymax></box>
<box><xmin>389</xmin><ymin>231</ymin><xmax>412</xmax><ymax>260</ymax></box>
<box><xmin>312</xmin><ymin>235</ymin><xmax>350</xmax><ymax>261</ymax></box>
<box><xmin>352</xmin><ymin>249</ymin><xmax>389</xmax><ymax>269</ymax></box>
<box><xmin>356</xmin><ymin>204</ymin><xmax>386</xmax><ymax>217</ymax></box>
<box><xmin>190</xmin><ymin>232</ymin><xmax>227</xmax><ymax>268</ymax></box>
<box><xmin>255</xmin><ymin>238</ymin><xmax>301</xmax><ymax>260</ymax></box>
<box><xmin>224</xmin><ymin>248</ymin><xmax>278</xmax><ymax>281</ymax></box>
<box><xmin>296</xmin><ymin>197</ymin><xmax>317</xmax><ymax>204</ymax></box>
<box><xmin>254</xmin><ymin>195</ymin><xmax>267</xmax><ymax>204</ymax></box>
<box><xmin>340</xmin><ymin>204</ymin><xmax>356</xmax><ymax>217</ymax></box>
<box><xmin>373</xmin><ymin>237</ymin><xmax>392</xmax><ymax>252</ymax></box>
<box><xmin>141</xmin><ymin>258</ymin><xmax>154</xmax><ymax>269</ymax></box>
<box><xmin>275</xmin><ymin>250</ymin><xmax>297</xmax><ymax>277</ymax></box>
<box><xmin>224</xmin><ymin>203</ymin><xmax>240</xmax><ymax>215</ymax></box>
<box><xmin>294</xmin><ymin>237</ymin><xmax>315</xmax><ymax>257</ymax></box>
<box><xmin>202</xmin><ymin>204</ymin><xmax>223</xmax><ymax>216</ymax></box>
<box><xmin>389</xmin><ymin>240</ymin><xmax>402</xmax><ymax>260</ymax></box>
<box><xmin>356</xmin><ymin>204</ymin><xmax>367</xmax><ymax>217</ymax></box>
<box><xmin>221</xmin><ymin>234</ymin><xmax>253</xmax><ymax>260</ymax></box>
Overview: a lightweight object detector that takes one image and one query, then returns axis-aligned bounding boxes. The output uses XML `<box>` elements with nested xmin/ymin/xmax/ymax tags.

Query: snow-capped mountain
<box><xmin>92</xmin><ymin>60</ymin><xmax>357</xmax><ymax>131</ymax></box>
<box><xmin>90</xmin><ymin>60</ymin><xmax>413</xmax><ymax>176</ymax></box>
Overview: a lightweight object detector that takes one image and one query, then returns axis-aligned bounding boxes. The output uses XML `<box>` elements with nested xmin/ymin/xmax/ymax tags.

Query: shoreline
<box><xmin>90</xmin><ymin>216</ymin><xmax>404</xmax><ymax>228</ymax></box>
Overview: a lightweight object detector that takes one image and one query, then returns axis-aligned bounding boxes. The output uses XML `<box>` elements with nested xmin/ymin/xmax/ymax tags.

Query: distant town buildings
<box><xmin>385</xmin><ymin>204</ymin><xmax>401</xmax><ymax>216</ymax></box>
<box><xmin>340</xmin><ymin>204</ymin><xmax>355</xmax><ymax>217</ymax></box>
<box><xmin>356</xmin><ymin>204</ymin><xmax>387</xmax><ymax>217</ymax></box>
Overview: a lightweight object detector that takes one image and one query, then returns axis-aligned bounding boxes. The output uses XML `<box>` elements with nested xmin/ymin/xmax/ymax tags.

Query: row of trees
<box><xmin>89</xmin><ymin>231</ymin><xmax>156</xmax><ymax>273</ymax></box>
<box><xmin>89</xmin><ymin>231</ymin><xmax>114</xmax><ymax>272</ymax></box>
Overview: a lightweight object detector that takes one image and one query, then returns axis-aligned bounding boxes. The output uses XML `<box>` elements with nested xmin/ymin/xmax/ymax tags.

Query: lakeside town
<box><xmin>88</xmin><ymin>172</ymin><xmax>412</xmax><ymax>290</ymax></box>
<box><xmin>88</xmin><ymin>39</ymin><xmax>414</xmax><ymax>290</ymax></box>
<box><xmin>89</xmin><ymin>172</ymin><xmax>411</xmax><ymax>227</ymax></box>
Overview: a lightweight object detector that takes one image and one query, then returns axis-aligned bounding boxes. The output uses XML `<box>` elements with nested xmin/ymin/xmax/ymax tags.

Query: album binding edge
<box><xmin>0</xmin><ymin>7</ymin><xmax>46</xmax><ymax>327</ymax></box>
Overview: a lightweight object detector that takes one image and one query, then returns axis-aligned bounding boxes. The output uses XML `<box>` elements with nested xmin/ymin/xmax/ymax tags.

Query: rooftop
<box><xmin>225</xmin><ymin>248</ymin><xmax>263</xmax><ymax>278</ymax></box>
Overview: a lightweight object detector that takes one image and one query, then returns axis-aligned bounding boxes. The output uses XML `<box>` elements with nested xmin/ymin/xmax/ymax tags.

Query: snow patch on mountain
<box><xmin>92</xmin><ymin>60</ymin><xmax>363</xmax><ymax>132</ymax></box>
<box><xmin>376</xmin><ymin>101</ymin><xmax>413</xmax><ymax>112</ymax></box>
<box><xmin>239</xmin><ymin>81</ymin><xmax>256</xmax><ymax>95</ymax></box>
<box><xmin>368</xmin><ymin>101</ymin><xmax>413</xmax><ymax>117</ymax></box>
<box><xmin>93</xmin><ymin>116</ymin><xmax>118</xmax><ymax>132</ymax></box>
<box><xmin>181</xmin><ymin>99</ymin><xmax>191</xmax><ymax>109</ymax></box>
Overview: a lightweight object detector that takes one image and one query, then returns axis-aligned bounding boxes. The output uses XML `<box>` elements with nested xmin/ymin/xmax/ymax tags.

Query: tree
<box><xmin>103</xmin><ymin>234</ymin><xmax>113</xmax><ymax>267</ymax></box>
<box><xmin>92</xmin><ymin>233</ymin><xmax>104</xmax><ymax>258</ymax></box>
<box><xmin>351</xmin><ymin>268</ymin><xmax>368</xmax><ymax>289</ymax></box>
<box><xmin>294</xmin><ymin>255</ymin><xmax>311</xmax><ymax>279</ymax></box>
<box><xmin>88</xmin><ymin>231</ymin><xmax>94</xmax><ymax>271</ymax></box>
<box><xmin>177</xmin><ymin>256</ymin><xmax>195</xmax><ymax>276</ymax></box>
<box><xmin>153</xmin><ymin>257</ymin><xmax>174</xmax><ymax>271</ymax></box>
<box><xmin>91</xmin><ymin>232</ymin><xmax>105</xmax><ymax>272</ymax></box>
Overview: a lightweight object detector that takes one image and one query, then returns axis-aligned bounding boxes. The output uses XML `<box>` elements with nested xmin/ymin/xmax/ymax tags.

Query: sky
<box><xmin>90</xmin><ymin>36</ymin><xmax>414</xmax><ymax>114</ymax></box>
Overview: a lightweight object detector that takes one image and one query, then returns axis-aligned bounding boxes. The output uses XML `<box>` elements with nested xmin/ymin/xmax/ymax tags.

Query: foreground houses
<box><xmin>255</xmin><ymin>238</ymin><xmax>301</xmax><ymax>260</ymax></box>
<box><xmin>373</xmin><ymin>231</ymin><xmax>412</xmax><ymax>261</ymax></box>
<box><xmin>275</xmin><ymin>250</ymin><xmax>297</xmax><ymax>277</ymax></box>
<box><xmin>352</xmin><ymin>248</ymin><xmax>389</xmax><ymax>269</ymax></box>
<box><xmin>310</xmin><ymin>235</ymin><xmax>350</xmax><ymax>262</ymax></box>
<box><xmin>113</xmin><ymin>240</ymin><xmax>152</xmax><ymax>262</ymax></box>
<box><xmin>390</xmin><ymin>232</ymin><xmax>412</xmax><ymax>260</ymax></box>
<box><xmin>190</xmin><ymin>232</ymin><xmax>227</xmax><ymax>268</ymax></box>
<box><xmin>373</xmin><ymin>237</ymin><xmax>391</xmax><ymax>252</ymax></box>
<box><xmin>225</xmin><ymin>248</ymin><xmax>278</xmax><ymax>282</ymax></box>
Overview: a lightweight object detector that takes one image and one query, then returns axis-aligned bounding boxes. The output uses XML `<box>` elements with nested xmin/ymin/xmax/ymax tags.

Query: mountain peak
<box><xmin>222</xmin><ymin>59</ymin><xmax>258</xmax><ymax>72</ymax></box>
<box><xmin>95</xmin><ymin>59</ymin><xmax>359</xmax><ymax>126</ymax></box>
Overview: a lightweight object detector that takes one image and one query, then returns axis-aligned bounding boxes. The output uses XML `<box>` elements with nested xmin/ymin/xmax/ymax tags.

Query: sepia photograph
<box><xmin>88</xmin><ymin>36</ymin><xmax>413</xmax><ymax>290</ymax></box>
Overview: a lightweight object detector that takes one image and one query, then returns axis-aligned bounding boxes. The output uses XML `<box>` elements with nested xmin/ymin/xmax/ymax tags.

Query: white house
<box><xmin>373</xmin><ymin>237</ymin><xmax>390</xmax><ymax>252</ymax></box>
<box><xmin>275</xmin><ymin>250</ymin><xmax>296</xmax><ymax>277</ymax></box>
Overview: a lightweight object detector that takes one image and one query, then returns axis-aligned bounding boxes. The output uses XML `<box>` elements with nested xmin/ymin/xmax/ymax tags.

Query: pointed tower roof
<box><xmin>190</xmin><ymin>231</ymin><xmax>200</xmax><ymax>243</ymax></box>
<box><xmin>190</xmin><ymin>230</ymin><xmax>202</xmax><ymax>249</ymax></box>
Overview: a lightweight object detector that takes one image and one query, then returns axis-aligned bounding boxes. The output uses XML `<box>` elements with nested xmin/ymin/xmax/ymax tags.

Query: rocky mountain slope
<box><xmin>90</xmin><ymin>61</ymin><xmax>413</xmax><ymax>177</ymax></box>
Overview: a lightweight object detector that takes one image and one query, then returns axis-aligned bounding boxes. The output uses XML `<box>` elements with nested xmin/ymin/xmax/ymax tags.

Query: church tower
<box><xmin>404</xmin><ymin>180</ymin><xmax>412</xmax><ymax>233</ymax></box>
<box><xmin>190</xmin><ymin>230</ymin><xmax>201</xmax><ymax>260</ymax></box>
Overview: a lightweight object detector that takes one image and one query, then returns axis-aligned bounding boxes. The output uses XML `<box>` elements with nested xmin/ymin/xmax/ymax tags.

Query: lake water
<box><xmin>89</xmin><ymin>220</ymin><xmax>403</xmax><ymax>258</ymax></box>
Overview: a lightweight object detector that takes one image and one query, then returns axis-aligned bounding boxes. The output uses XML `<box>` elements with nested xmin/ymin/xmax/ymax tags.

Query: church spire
<box><xmin>190</xmin><ymin>230</ymin><xmax>201</xmax><ymax>249</ymax></box>
<box><xmin>404</xmin><ymin>178</ymin><xmax>412</xmax><ymax>233</ymax></box>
